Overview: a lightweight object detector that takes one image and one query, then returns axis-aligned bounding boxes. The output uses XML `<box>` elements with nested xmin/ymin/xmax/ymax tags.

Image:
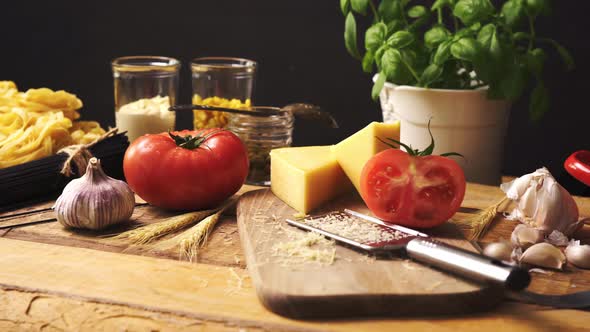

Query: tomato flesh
<box><xmin>123</xmin><ymin>129</ymin><xmax>249</xmax><ymax>210</ymax></box>
<box><xmin>360</xmin><ymin>149</ymin><xmax>466</xmax><ymax>228</ymax></box>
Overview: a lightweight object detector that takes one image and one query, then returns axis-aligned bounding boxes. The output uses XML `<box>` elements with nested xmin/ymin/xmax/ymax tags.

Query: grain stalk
<box><xmin>114</xmin><ymin>208</ymin><xmax>220</xmax><ymax>245</ymax></box>
<box><xmin>452</xmin><ymin>197</ymin><xmax>509</xmax><ymax>241</ymax></box>
<box><xmin>156</xmin><ymin>199</ymin><xmax>235</xmax><ymax>261</ymax></box>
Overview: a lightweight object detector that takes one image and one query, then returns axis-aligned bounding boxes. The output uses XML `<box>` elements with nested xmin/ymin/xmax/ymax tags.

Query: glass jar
<box><xmin>191</xmin><ymin>57</ymin><xmax>257</xmax><ymax>129</ymax></box>
<box><xmin>112</xmin><ymin>56</ymin><xmax>180</xmax><ymax>142</ymax></box>
<box><xmin>228</xmin><ymin>107</ymin><xmax>294</xmax><ymax>186</ymax></box>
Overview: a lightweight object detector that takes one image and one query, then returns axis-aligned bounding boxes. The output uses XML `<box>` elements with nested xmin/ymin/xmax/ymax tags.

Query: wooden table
<box><xmin>0</xmin><ymin>182</ymin><xmax>589</xmax><ymax>331</ymax></box>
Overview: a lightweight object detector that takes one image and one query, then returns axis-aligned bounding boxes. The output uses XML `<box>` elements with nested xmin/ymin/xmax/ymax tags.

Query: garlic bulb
<box><xmin>519</xmin><ymin>242</ymin><xmax>566</xmax><ymax>270</ymax></box>
<box><xmin>565</xmin><ymin>239</ymin><xmax>590</xmax><ymax>269</ymax></box>
<box><xmin>501</xmin><ymin>167</ymin><xmax>581</xmax><ymax>236</ymax></box>
<box><xmin>510</xmin><ymin>224</ymin><xmax>545</xmax><ymax>250</ymax></box>
<box><xmin>54</xmin><ymin>158</ymin><xmax>135</xmax><ymax>230</ymax></box>
<box><xmin>483</xmin><ymin>242</ymin><xmax>512</xmax><ymax>261</ymax></box>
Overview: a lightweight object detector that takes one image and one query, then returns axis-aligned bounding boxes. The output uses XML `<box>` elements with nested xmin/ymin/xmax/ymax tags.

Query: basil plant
<box><xmin>341</xmin><ymin>0</ymin><xmax>573</xmax><ymax>120</ymax></box>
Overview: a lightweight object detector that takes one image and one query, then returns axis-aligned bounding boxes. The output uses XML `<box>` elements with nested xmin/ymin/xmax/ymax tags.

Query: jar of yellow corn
<box><xmin>191</xmin><ymin>57</ymin><xmax>256</xmax><ymax>129</ymax></box>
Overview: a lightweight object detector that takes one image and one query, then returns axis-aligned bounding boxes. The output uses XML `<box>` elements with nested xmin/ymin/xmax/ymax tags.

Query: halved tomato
<box><xmin>360</xmin><ymin>149</ymin><xmax>466</xmax><ymax>228</ymax></box>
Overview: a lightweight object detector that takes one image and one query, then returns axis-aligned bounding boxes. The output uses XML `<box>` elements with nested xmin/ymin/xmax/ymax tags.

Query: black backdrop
<box><xmin>1</xmin><ymin>1</ymin><xmax>589</xmax><ymax>193</ymax></box>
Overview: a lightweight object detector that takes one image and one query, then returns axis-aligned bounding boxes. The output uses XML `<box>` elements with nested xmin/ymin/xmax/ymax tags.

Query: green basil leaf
<box><xmin>362</xmin><ymin>51</ymin><xmax>375</xmax><ymax>73</ymax></box>
<box><xmin>351</xmin><ymin>0</ymin><xmax>369</xmax><ymax>15</ymax></box>
<box><xmin>525</xmin><ymin>0</ymin><xmax>550</xmax><ymax>17</ymax></box>
<box><xmin>499</xmin><ymin>63</ymin><xmax>527</xmax><ymax>100</ymax></box>
<box><xmin>408</xmin><ymin>5</ymin><xmax>427</xmax><ymax>18</ymax></box>
<box><xmin>386</xmin><ymin>20</ymin><xmax>405</xmax><ymax>35</ymax></box>
<box><xmin>501</xmin><ymin>0</ymin><xmax>524</xmax><ymax>27</ymax></box>
<box><xmin>425</xmin><ymin>26</ymin><xmax>450</xmax><ymax>49</ymax></box>
<box><xmin>340</xmin><ymin>0</ymin><xmax>351</xmax><ymax>15</ymax></box>
<box><xmin>379</xmin><ymin>0</ymin><xmax>402</xmax><ymax>22</ymax></box>
<box><xmin>372</xmin><ymin>72</ymin><xmax>387</xmax><ymax>100</ymax></box>
<box><xmin>382</xmin><ymin>49</ymin><xmax>406</xmax><ymax>82</ymax></box>
<box><xmin>526</xmin><ymin>48</ymin><xmax>545</xmax><ymax>76</ymax></box>
<box><xmin>529</xmin><ymin>81</ymin><xmax>549</xmax><ymax>121</ymax></box>
<box><xmin>408</xmin><ymin>16</ymin><xmax>431</xmax><ymax>32</ymax></box>
<box><xmin>375</xmin><ymin>44</ymin><xmax>388</xmax><ymax>69</ymax></box>
<box><xmin>386</xmin><ymin>31</ymin><xmax>414</xmax><ymax>48</ymax></box>
<box><xmin>420</xmin><ymin>64</ymin><xmax>444</xmax><ymax>87</ymax></box>
<box><xmin>450</xmin><ymin>37</ymin><xmax>481</xmax><ymax>62</ymax></box>
<box><xmin>453</xmin><ymin>0</ymin><xmax>494</xmax><ymax>26</ymax></box>
<box><xmin>547</xmin><ymin>39</ymin><xmax>575</xmax><ymax>71</ymax></box>
<box><xmin>477</xmin><ymin>23</ymin><xmax>501</xmax><ymax>62</ymax></box>
<box><xmin>477</xmin><ymin>23</ymin><xmax>495</xmax><ymax>47</ymax></box>
<box><xmin>344</xmin><ymin>12</ymin><xmax>362</xmax><ymax>59</ymax></box>
<box><xmin>434</xmin><ymin>40</ymin><xmax>453</xmax><ymax>65</ymax></box>
<box><xmin>432</xmin><ymin>0</ymin><xmax>452</xmax><ymax>11</ymax></box>
<box><xmin>365</xmin><ymin>22</ymin><xmax>388</xmax><ymax>52</ymax></box>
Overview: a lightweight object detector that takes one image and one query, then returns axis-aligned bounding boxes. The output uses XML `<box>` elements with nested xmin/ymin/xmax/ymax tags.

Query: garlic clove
<box><xmin>54</xmin><ymin>158</ymin><xmax>135</xmax><ymax>230</ymax></box>
<box><xmin>565</xmin><ymin>239</ymin><xmax>590</xmax><ymax>269</ymax></box>
<box><xmin>483</xmin><ymin>241</ymin><xmax>513</xmax><ymax>262</ymax></box>
<box><xmin>519</xmin><ymin>242</ymin><xmax>566</xmax><ymax>270</ymax></box>
<box><xmin>546</xmin><ymin>230</ymin><xmax>569</xmax><ymax>247</ymax></box>
<box><xmin>511</xmin><ymin>224</ymin><xmax>545</xmax><ymax>250</ymax></box>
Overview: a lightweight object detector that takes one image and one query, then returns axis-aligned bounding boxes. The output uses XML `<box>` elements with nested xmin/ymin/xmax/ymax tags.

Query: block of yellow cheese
<box><xmin>270</xmin><ymin>146</ymin><xmax>353</xmax><ymax>213</ymax></box>
<box><xmin>331</xmin><ymin>121</ymin><xmax>400</xmax><ymax>193</ymax></box>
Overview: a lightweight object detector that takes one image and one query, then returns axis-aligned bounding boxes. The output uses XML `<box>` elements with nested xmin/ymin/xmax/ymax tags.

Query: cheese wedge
<box><xmin>270</xmin><ymin>146</ymin><xmax>353</xmax><ymax>213</ymax></box>
<box><xmin>331</xmin><ymin>121</ymin><xmax>400</xmax><ymax>192</ymax></box>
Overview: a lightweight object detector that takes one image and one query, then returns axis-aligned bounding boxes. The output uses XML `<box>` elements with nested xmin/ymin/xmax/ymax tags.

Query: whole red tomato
<box><xmin>123</xmin><ymin>129</ymin><xmax>249</xmax><ymax>210</ymax></box>
<box><xmin>360</xmin><ymin>141</ymin><xmax>465</xmax><ymax>229</ymax></box>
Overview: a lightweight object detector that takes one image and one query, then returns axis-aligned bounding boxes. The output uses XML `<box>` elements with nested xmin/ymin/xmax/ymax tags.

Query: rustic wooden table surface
<box><xmin>0</xmin><ymin>182</ymin><xmax>589</xmax><ymax>331</ymax></box>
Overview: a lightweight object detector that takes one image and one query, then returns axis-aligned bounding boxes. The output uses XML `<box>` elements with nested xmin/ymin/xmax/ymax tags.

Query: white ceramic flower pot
<box><xmin>376</xmin><ymin>76</ymin><xmax>511</xmax><ymax>185</ymax></box>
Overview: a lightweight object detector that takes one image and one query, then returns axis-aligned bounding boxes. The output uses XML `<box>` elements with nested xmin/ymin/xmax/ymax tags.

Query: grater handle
<box><xmin>405</xmin><ymin>237</ymin><xmax>530</xmax><ymax>291</ymax></box>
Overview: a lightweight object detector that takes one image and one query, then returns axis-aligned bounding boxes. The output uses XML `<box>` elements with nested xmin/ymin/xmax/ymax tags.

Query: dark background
<box><xmin>1</xmin><ymin>1</ymin><xmax>588</xmax><ymax>193</ymax></box>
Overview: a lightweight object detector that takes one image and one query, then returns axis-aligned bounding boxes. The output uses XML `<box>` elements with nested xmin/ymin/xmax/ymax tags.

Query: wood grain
<box><xmin>237</xmin><ymin>189</ymin><xmax>503</xmax><ymax>318</ymax></box>
<box><xmin>1</xmin><ymin>237</ymin><xmax>589</xmax><ymax>332</ymax></box>
<box><xmin>0</xmin><ymin>182</ymin><xmax>589</xmax><ymax>330</ymax></box>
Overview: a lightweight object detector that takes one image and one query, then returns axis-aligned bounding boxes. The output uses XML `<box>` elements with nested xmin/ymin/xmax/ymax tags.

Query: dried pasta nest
<box><xmin>0</xmin><ymin>81</ymin><xmax>106</xmax><ymax>169</ymax></box>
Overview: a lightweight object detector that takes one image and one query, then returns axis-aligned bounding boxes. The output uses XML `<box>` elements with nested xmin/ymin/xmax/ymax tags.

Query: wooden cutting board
<box><xmin>237</xmin><ymin>189</ymin><xmax>503</xmax><ymax>318</ymax></box>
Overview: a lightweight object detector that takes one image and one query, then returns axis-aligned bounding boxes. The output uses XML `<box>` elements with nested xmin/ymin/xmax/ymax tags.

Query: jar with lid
<box><xmin>227</xmin><ymin>107</ymin><xmax>294</xmax><ymax>186</ymax></box>
<box><xmin>112</xmin><ymin>56</ymin><xmax>180</xmax><ymax>142</ymax></box>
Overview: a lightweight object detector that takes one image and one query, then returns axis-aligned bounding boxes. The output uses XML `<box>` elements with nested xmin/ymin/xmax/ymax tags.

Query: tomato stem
<box><xmin>168</xmin><ymin>129</ymin><xmax>225</xmax><ymax>150</ymax></box>
<box><xmin>378</xmin><ymin>119</ymin><xmax>464</xmax><ymax>158</ymax></box>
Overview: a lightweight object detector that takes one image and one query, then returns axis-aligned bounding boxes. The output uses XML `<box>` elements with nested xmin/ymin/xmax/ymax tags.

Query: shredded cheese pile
<box><xmin>303</xmin><ymin>211</ymin><xmax>408</xmax><ymax>244</ymax></box>
<box><xmin>272</xmin><ymin>231</ymin><xmax>336</xmax><ymax>266</ymax></box>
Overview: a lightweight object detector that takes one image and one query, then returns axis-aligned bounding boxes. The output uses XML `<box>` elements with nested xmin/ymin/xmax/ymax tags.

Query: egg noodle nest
<box><xmin>0</xmin><ymin>81</ymin><xmax>106</xmax><ymax>169</ymax></box>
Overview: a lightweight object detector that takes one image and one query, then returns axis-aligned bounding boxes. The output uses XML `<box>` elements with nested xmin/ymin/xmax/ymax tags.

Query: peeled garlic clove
<box><xmin>54</xmin><ymin>158</ymin><xmax>135</xmax><ymax>230</ymax></box>
<box><xmin>519</xmin><ymin>242</ymin><xmax>566</xmax><ymax>270</ymax></box>
<box><xmin>511</xmin><ymin>224</ymin><xmax>544</xmax><ymax>250</ymax></box>
<box><xmin>565</xmin><ymin>239</ymin><xmax>590</xmax><ymax>269</ymax></box>
<box><xmin>483</xmin><ymin>242</ymin><xmax>512</xmax><ymax>261</ymax></box>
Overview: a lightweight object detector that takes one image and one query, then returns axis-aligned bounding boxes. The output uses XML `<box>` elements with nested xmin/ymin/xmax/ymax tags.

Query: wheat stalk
<box><xmin>114</xmin><ymin>208</ymin><xmax>219</xmax><ymax>245</ymax></box>
<box><xmin>452</xmin><ymin>197</ymin><xmax>509</xmax><ymax>241</ymax></box>
<box><xmin>154</xmin><ymin>199</ymin><xmax>235</xmax><ymax>261</ymax></box>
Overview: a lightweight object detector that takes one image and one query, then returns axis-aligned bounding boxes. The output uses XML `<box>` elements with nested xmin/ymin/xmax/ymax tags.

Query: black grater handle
<box><xmin>406</xmin><ymin>237</ymin><xmax>530</xmax><ymax>291</ymax></box>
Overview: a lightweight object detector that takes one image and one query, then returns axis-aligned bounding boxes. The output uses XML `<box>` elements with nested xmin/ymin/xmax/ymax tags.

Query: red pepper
<box><xmin>565</xmin><ymin>150</ymin><xmax>590</xmax><ymax>186</ymax></box>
